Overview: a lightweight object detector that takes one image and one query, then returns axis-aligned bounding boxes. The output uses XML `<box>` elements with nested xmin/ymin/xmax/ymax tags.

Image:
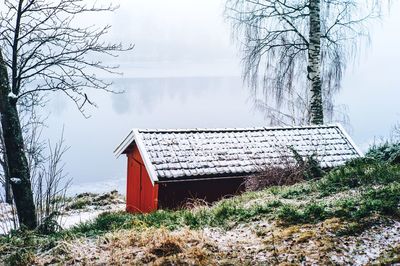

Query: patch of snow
<box><xmin>203</xmin><ymin>221</ymin><xmax>270</xmax><ymax>263</ymax></box>
<box><xmin>203</xmin><ymin>218</ymin><xmax>400</xmax><ymax>265</ymax></box>
<box><xmin>0</xmin><ymin>203</ymin><xmax>125</xmax><ymax>235</ymax></box>
<box><xmin>339</xmin><ymin>220</ymin><xmax>400</xmax><ymax>265</ymax></box>
<box><xmin>10</xmin><ymin>177</ymin><xmax>21</xmax><ymax>184</ymax></box>
<box><xmin>0</xmin><ymin>189</ymin><xmax>125</xmax><ymax>235</ymax></box>
<box><xmin>8</xmin><ymin>92</ymin><xmax>17</xmax><ymax>99</ymax></box>
<box><xmin>60</xmin><ymin>210</ymin><xmax>108</xmax><ymax>229</ymax></box>
<box><xmin>0</xmin><ymin>203</ymin><xmax>16</xmax><ymax>235</ymax></box>
<box><xmin>60</xmin><ymin>204</ymin><xmax>125</xmax><ymax>229</ymax></box>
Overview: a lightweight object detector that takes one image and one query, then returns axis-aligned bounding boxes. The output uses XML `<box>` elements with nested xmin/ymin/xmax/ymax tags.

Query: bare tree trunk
<box><xmin>0</xmin><ymin>49</ymin><xmax>37</xmax><ymax>229</ymax></box>
<box><xmin>308</xmin><ymin>0</ymin><xmax>324</xmax><ymax>125</ymax></box>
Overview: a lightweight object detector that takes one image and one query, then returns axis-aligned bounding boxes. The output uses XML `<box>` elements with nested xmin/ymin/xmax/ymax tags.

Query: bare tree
<box><xmin>391</xmin><ymin>121</ymin><xmax>400</xmax><ymax>142</ymax></box>
<box><xmin>226</xmin><ymin>0</ymin><xmax>383</xmax><ymax>125</ymax></box>
<box><xmin>0</xmin><ymin>0</ymin><xmax>132</xmax><ymax>229</ymax></box>
<box><xmin>1</xmin><ymin>113</ymin><xmax>71</xmax><ymax>233</ymax></box>
<box><xmin>34</xmin><ymin>130</ymin><xmax>71</xmax><ymax>234</ymax></box>
<box><xmin>0</xmin><ymin>95</ymin><xmax>44</xmax><ymax>204</ymax></box>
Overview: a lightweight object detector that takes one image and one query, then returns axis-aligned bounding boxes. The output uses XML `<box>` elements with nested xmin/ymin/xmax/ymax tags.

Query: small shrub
<box><xmin>334</xmin><ymin>199</ymin><xmax>358</xmax><ymax>219</ymax></box>
<box><xmin>188</xmin><ymin>207</ymin><xmax>213</xmax><ymax>228</ymax></box>
<box><xmin>366</xmin><ymin>142</ymin><xmax>400</xmax><ymax>164</ymax></box>
<box><xmin>212</xmin><ymin>201</ymin><xmax>241</xmax><ymax>226</ymax></box>
<box><xmin>210</xmin><ymin>200</ymin><xmax>280</xmax><ymax>226</ymax></box>
<box><xmin>359</xmin><ymin>184</ymin><xmax>400</xmax><ymax>217</ymax></box>
<box><xmin>277</xmin><ymin>205</ymin><xmax>303</xmax><ymax>224</ymax></box>
<box><xmin>303</xmin><ymin>203</ymin><xmax>327</xmax><ymax>221</ymax></box>
<box><xmin>68</xmin><ymin>197</ymin><xmax>92</xmax><ymax>210</ymax></box>
<box><xmin>279</xmin><ymin>184</ymin><xmax>313</xmax><ymax>199</ymax></box>
<box><xmin>140</xmin><ymin>210</ymin><xmax>183</xmax><ymax>230</ymax></box>
<box><xmin>317</xmin><ymin>157</ymin><xmax>400</xmax><ymax>195</ymax></box>
<box><xmin>4</xmin><ymin>248</ymin><xmax>35</xmax><ymax>266</ymax></box>
<box><xmin>246</xmin><ymin>147</ymin><xmax>324</xmax><ymax>192</ymax></box>
<box><xmin>277</xmin><ymin>203</ymin><xmax>327</xmax><ymax>224</ymax></box>
<box><xmin>37</xmin><ymin>212</ymin><xmax>63</xmax><ymax>234</ymax></box>
<box><xmin>182</xmin><ymin>211</ymin><xmax>199</xmax><ymax>228</ymax></box>
<box><xmin>334</xmin><ymin>184</ymin><xmax>400</xmax><ymax>220</ymax></box>
<box><xmin>290</xmin><ymin>148</ymin><xmax>324</xmax><ymax>180</ymax></box>
<box><xmin>70</xmin><ymin>211</ymin><xmax>133</xmax><ymax>235</ymax></box>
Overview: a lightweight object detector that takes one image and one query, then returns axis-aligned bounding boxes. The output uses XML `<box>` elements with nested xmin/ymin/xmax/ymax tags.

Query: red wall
<box><xmin>126</xmin><ymin>145</ymin><xmax>158</xmax><ymax>213</ymax></box>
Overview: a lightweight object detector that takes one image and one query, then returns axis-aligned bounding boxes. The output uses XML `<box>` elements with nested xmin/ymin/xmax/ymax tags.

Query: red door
<box><xmin>126</xmin><ymin>147</ymin><xmax>159</xmax><ymax>213</ymax></box>
<box><xmin>126</xmin><ymin>153</ymin><xmax>141</xmax><ymax>212</ymax></box>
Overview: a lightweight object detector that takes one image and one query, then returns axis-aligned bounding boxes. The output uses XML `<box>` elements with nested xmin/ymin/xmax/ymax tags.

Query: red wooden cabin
<box><xmin>114</xmin><ymin>125</ymin><xmax>362</xmax><ymax>213</ymax></box>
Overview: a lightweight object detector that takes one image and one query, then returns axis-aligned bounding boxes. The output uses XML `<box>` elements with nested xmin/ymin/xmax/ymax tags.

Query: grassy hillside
<box><xmin>1</xmin><ymin>146</ymin><xmax>400</xmax><ymax>265</ymax></box>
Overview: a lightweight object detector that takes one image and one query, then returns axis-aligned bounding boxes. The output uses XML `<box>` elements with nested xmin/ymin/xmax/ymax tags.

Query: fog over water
<box><xmin>40</xmin><ymin>0</ymin><xmax>400</xmax><ymax>194</ymax></box>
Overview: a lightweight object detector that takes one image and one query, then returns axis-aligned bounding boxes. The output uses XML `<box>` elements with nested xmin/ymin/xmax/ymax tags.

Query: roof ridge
<box><xmin>136</xmin><ymin>124</ymin><xmax>339</xmax><ymax>134</ymax></box>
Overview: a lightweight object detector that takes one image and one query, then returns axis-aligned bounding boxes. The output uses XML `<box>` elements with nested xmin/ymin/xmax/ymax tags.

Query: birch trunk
<box><xmin>0</xmin><ymin>49</ymin><xmax>37</xmax><ymax>229</ymax></box>
<box><xmin>308</xmin><ymin>0</ymin><xmax>324</xmax><ymax>125</ymax></box>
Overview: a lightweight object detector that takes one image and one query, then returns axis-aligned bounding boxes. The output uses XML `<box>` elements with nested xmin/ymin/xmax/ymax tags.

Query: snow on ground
<box><xmin>0</xmin><ymin>203</ymin><xmax>17</xmax><ymax>235</ymax></box>
<box><xmin>333</xmin><ymin>220</ymin><xmax>400</xmax><ymax>265</ymax></box>
<box><xmin>0</xmin><ymin>191</ymin><xmax>125</xmax><ymax>235</ymax></box>
<box><xmin>59</xmin><ymin>204</ymin><xmax>125</xmax><ymax>229</ymax></box>
<box><xmin>204</xmin><ymin>218</ymin><xmax>400</xmax><ymax>265</ymax></box>
<box><xmin>203</xmin><ymin>221</ymin><xmax>271</xmax><ymax>263</ymax></box>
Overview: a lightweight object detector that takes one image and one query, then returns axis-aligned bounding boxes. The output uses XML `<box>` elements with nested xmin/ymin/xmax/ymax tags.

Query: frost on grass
<box><xmin>0</xmin><ymin>190</ymin><xmax>125</xmax><ymax>235</ymax></box>
<box><xmin>335</xmin><ymin>220</ymin><xmax>400</xmax><ymax>265</ymax></box>
<box><xmin>19</xmin><ymin>217</ymin><xmax>400</xmax><ymax>265</ymax></box>
<box><xmin>36</xmin><ymin>228</ymin><xmax>225</xmax><ymax>265</ymax></box>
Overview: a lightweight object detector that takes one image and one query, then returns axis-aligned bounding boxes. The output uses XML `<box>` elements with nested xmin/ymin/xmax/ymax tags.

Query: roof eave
<box><xmin>114</xmin><ymin>130</ymin><xmax>135</xmax><ymax>157</ymax></box>
<box><xmin>335</xmin><ymin>123</ymin><xmax>364</xmax><ymax>157</ymax></box>
<box><xmin>133</xmin><ymin>129</ymin><xmax>159</xmax><ymax>185</ymax></box>
<box><xmin>114</xmin><ymin>129</ymin><xmax>159</xmax><ymax>185</ymax></box>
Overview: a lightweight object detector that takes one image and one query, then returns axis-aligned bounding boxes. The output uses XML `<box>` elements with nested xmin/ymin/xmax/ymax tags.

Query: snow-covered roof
<box><xmin>114</xmin><ymin>124</ymin><xmax>362</xmax><ymax>183</ymax></box>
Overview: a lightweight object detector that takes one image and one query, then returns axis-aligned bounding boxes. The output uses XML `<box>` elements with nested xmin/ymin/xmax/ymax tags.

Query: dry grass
<box><xmin>257</xmin><ymin>218</ymin><xmax>343</xmax><ymax>265</ymax></box>
<box><xmin>35</xmin><ymin>228</ymin><xmax>232</xmax><ymax>265</ymax></box>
